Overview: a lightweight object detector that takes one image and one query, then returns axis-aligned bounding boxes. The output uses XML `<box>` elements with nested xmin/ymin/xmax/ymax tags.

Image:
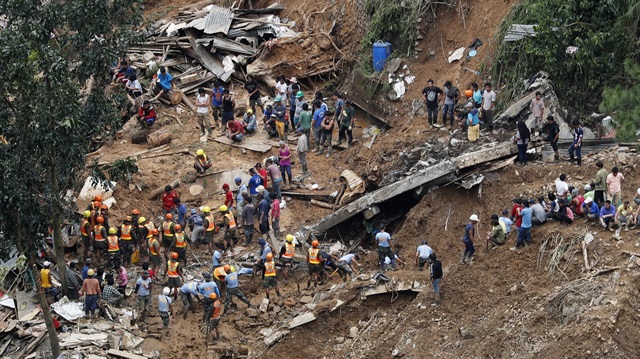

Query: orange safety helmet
<box><xmin>311</xmin><ymin>240</ymin><xmax>319</xmax><ymax>248</ymax></box>
<box><xmin>266</xmin><ymin>253</ymin><xmax>274</xmax><ymax>260</ymax></box>
<box><xmin>174</xmin><ymin>224</ymin><xmax>182</xmax><ymax>231</ymax></box>
<box><xmin>165</xmin><ymin>213</ymin><xmax>173</xmax><ymax>220</ymax></box>
<box><xmin>464</xmin><ymin>89</ymin><xmax>473</xmax><ymax>98</ymax></box>
<box><xmin>94</xmin><ymin>195</ymin><xmax>103</xmax><ymax>202</ymax></box>
<box><xmin>171</xmin><ymin>252</ymin><xmax>178</xmax><ymax>259</ymax></box>
<box><xmin>209</xmin><ymin>292</ymin><xmax>217</xmax><ymax>299</ymax></box>
<box><xmin>223</xmin><ymin>264</ymin><xmax>230</xmax><ymax>272</ymax></box>
<box><xmin>131</xmin><ymin>209</ymin><xmax>141</xmax><ymax>215</ymax></box>
<box><xmin>96</xmin><ymin>216</ymin><xmax>105</xmax><ymax>224</ymax></box>
<box><xmin>151</xmin><ymin>228</ymin><xmax>159</xmax><ymax>235</ymax></box>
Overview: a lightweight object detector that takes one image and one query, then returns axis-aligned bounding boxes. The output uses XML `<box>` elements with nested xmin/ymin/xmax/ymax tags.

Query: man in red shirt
<box><xmin>223</xmin><ymin>184</ymin><xmax>234</xmax><ymax>211</ymax></box>
<box><xmin>162</xmin><ymin>185</ymin><xmax>178</xmax><ymax>214</ymax></box>
<box><xmin>510</xmin><ymin>198</ymin><xmax>524</xmax><ymax>229</ymax></box>
<box><xmin>136</xmin><ymin>100</ymin><xmax>156</xmax><ymax>127</ymax></box>
<box><xmin>227</xmin><ymin>118</ymin><xmax>245</xmax><ymax>142</ymax></box>
<box><xmin>255</xmin><ymin>163</ymin><xmax>268</xmax><ymax>190</ymax></box>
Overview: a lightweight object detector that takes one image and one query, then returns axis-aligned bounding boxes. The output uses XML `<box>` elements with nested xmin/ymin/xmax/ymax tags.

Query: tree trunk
<box><xmin>49</xmin><ymin>166</ymin><xmax>68</xmax><ymax>297</ymax></box>
<box><xmin>30</xmin><ymin>264</ymin><xmax>61</xmax><ymax>357</ymax></box>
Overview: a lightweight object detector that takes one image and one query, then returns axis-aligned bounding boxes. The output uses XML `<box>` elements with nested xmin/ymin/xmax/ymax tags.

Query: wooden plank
<box><xmin>209</xmin><ymin>135</ymin><xmax>272</xmax><ymax>153</ymax></box>
<box><xmin>107</xmin><ymin>349</ymin><xmax>147</xmax><ymax>359</ymax></box>
<box><xmin>19</xmin><ymin>308</ymin><xmax>40</xmax><ymax>322</ymax></box>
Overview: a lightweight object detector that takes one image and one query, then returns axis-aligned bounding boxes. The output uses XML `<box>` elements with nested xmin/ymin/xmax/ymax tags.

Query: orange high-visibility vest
<box><xmin>264</xmin><ymin>260</ymin><xmax>276</xmax><ymax>277</ymax></box>
<box><xmin>197</xmin><ymin>154</ymin><xmax>208</xmax><ymax>166</ymax></box>
<box><xmin>211</xmin><ymin>300</ymin><xmax>221</xmax><ymax>319</ymax></box>
<box><xmin>120</xmin><ymin>224</ymin><xmax>132</xmax><ymax>240</ymax></box>
<box><xmin>283</xmin><ymin>242</ymin><xmax>295</xmax><ymax>258</ymax></box>
<box><xmin>107</xmin><ymin>235</ymin><xmax>120</xmax><ymax>252</ymax></box>
<box><xmin>205</xmin><ymin>214</ymin><xmax>216</xmax><ymax>232</ymax></box>
<box><xmin>308</xmin><ymin>248</ymin><xmax>320</xmax><ymax>264</ymax></box>
<box><xmin>224</xmin><ymin>212</ymin><xmax>237</xmax><ymax>229</ymax></box>
<box><xmin>213</xmin><ymin>266</ymin><xmax>226</xmax><ymax>280</ymax></box>
<box><xmin>80</xmin><ymin>219</ymin><xmax>90</xmax><ymax>237</ymax></box>
<box><xmin>162</xmin><ymin>221</ymin><xmax>174</xmax><ymax>237</ymax></box>
<box><xmin>94</xmin><ymin>225</ymin><xmax>105</xmax><ymax>241</ymax></box>
<box><xmin>167</xmin><ymin>260</ymin><xmax>179</xmax><ymax>277</ymax></box>
<box><xmin>175</xmin><ymin>232</ymin><xmax>187</xmax><ymax>248</ymax></box>
<box><xmin>145</xmin><ymin>222</ymin><xmax>155</xmax><ymax>239</ymax></box>
<box><xmin>148</xmin><ymin>237</ymin><xmax>159</xmax><ymax>256</ymax></box>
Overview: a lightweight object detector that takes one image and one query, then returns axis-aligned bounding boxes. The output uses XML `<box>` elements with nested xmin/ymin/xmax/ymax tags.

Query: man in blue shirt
<box><xmin>235</xmin><ymin>177</ymin><xmax>247</xmax><ymax>223</ymax></box>
<box><xmin>465</xmin><ymin>102</ymin><xmax>480</xmax><ymax>142</ymax></box>
<box><xmin>375</xmin><ymin>224</ymin><xmax>394</xmax><ymax>271</ymax></box>
<box><xmin>583</xmin><ymin>197</ymin><xmax>600</xmax><ymax>221</ymax></box>
<box><xmin>514</xmin><ymin>201</ymin><xmax>532</xmax><ymax>249</ymax></box>
<box><xmin>224</xmin><ymin>270</ymin><xmax>252</xmax><ymax>311</ymax></box>
<box><xmin>569</xmin><ymin>119</ymin><xmax>583</xmax><ymax>166</ymax></box>
<box><xmin>211</xmin><ymin>81</ymin><xmax>225</xmax><ymax>128</ymax></box>
<box><xmin>248</xmin><ymin>168</ymin><xmax>262</xmax><ymax>205</ymax></box>
<box><xmin>499</xmin><ymin>209</ymin><xmax>514</xmax><ymax>235</ymax></box>
<box><xmin>311</xmin><ymin>100</ymin><xmax>325</xmax><ymax>152</ymax></box>
<box><xmin>157</xmin><ymin>287</ymin><xmax>173</xmax><ymax>336</ymax></box>
<box><xmin>82</xmin><ymin>259</ymin><xmax>91</xmax><ymax>280</ymax></box>
<box><xmin>174</xmin><ymin>198</ymin><xmax>187</xmax><ymax>229</ymax></box>
<box><xmin>212</xmin><ymin>250</ymin><xmax>223</xmax><ymax>268</ymax></box>
<box><xmin>151</xmin><ymin>67</ymin><xmax>173</xmax><ymax>101</ymax></box>
<box><xmin>599</xmin><ymin>200</ymin><xmax>616</xmax><ymax>229</ymax></box>
<box><xmin>258</xmin><ymin>193</ymin><xmax>271</xmax><ymax>238</ymax></box>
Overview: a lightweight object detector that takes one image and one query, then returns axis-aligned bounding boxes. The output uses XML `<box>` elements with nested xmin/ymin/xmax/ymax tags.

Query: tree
<box><xmin>599</xmin><ymin>60</ymin><xmax>640</xmax><ymax>142</ymax></box>
<box><xmin>0</xmin><ymin>0</ymin><xmax>141</xmax><ymax>356</ymax></box>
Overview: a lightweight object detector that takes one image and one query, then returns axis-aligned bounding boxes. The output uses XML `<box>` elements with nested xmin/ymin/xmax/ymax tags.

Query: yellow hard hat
<box><xmin>286</xmin><ymin>234</ymin><xmax>294</xmax><ymax>242</ymax></box>
<box><xmin>109</xmin><ymin>227</ymin><xmax>117</xmax><ymax>234</ymax></box>
<box><xmin>138</xmin><ymin>217</ymin><xmax>146</xmax><ymax>224</ymax></box>
<box><xmin>197</xmin><ymin>149</ymin><xmax>204</xmax><ymax>156</ymax></box>
<box><xmin>247</xmin><ymin>109</ymin><xmax>253</xmax><ymax>115</ymax></box>
<box><xmin>203</xmin><ymin>206</ymin><xmax>211</xmax><ymax>213</ymax></box>
<box><xmin>219</xmin><ymin>205</ymin><xmax>228</xmax><ymax>212</ymax></box>
<box><xmin>83</xmin><ymin>210</ymin><xmax>91</xmax><ymax>218</ymax></box>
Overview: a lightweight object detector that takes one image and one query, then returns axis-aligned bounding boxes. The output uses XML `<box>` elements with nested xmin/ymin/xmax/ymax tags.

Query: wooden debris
<box><xmin>147</xmin><ymin>131</ymin><xmax>173</xmax><ymax>148</ymax></box>
<box><xmin>138</xmin><ymin>148</ymin><xmax>190</xmax><ymax>160</ymax></box>
<box><xmin>582</xmin><ymin>239</ymin><xmax>591</xmax><ymax>271</ymax></box>
<box><xmin>310</xmin><ymin>199</ymin><xmax>334</xmax><ymax>209</ymax></box>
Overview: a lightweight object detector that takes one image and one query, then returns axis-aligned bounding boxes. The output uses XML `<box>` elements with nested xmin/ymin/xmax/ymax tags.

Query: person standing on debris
<box><xmin>296</xmin><ymin>128</ymin><xmax>309</xmax><ymax>175</ymax></box>
<box><xmin>93</xmin><ymin>216</ymin><xmax>107</xmax><ymax>264</ymax></box>
<box><xmin>430</xmin><ymin>253</ymin><xmax>443</xmax><ymax>305</ymax></box>
<box><xmin>606</xmin><ymin>166</ymin><xmax>624</xmax><ymax>207</ymax></box>
<box><xmin>158</xmin><ymin>287</ymin><xmax>173</xmax><ymax>338</ymax></box>
<box><xmin>442</xmin><ymin>81</ymin><xmax>460</xmax><ymax>127</ymax></box>
<box><xmin>227</xmin><ymin>117</ymin><xmax>245</xmax><ymax>143</ymax></box>
<box><xmin>102</xmin><ymin>276</ymin><xmax>124</xmax><ymax>307</ymax></box>
<box><xmin>307</xmin><ymin>240</ymin><xmax>323</xmax><ymax>289</ymax></box>
<box><xmin>544</xmin><ymin>115</ymin><xmax>560</xmax><ymax>162</ymax></box>
<box><xmin>179</xmin><ymin>281</ymin><xmax>203</xmax><ymax>319</ymax></box>
<box><xmin>422</xmin><ymin>79</ymin><xmax>443</xmax><ymax>127</ymax></box>
<box><xmin>279</xmin><ymin>141</ymin><xmax>293</xmax><ymax>189</ymax></box>
<box><xmin>599</xmin><ymin>200</ymin><xmax>616</xmax><ymax>230</ymax></box>
<box><xmin>66</xmin><ymin>262</ymin><xmax>81</xmax><ymax>300</ymax></box>
<box><xmin>202</xmin><ymin>206</ymin><xmax>216</xmax><ymax>255</ymax></box>
<box><xmin>41</xmin><ymin>261</ymin><xmax>55</xmax><ymax>296</ymax></box>
<box><xmin>211</xmin><ymin>81</ymin><xmax>225</xmax><ymax>129</ymax></box>
<box><xmin>221</xmin><ymin>89</ymin><xmax>236</xmax><ymax>133</ymax></box>
<box><xmin>242</xmin><ymin>109</ymin><xmax>257</xmax><ymax>134</ymax></box>
<box><xmin>195</xmin><ymin>87</ymin><xmax>212</xmax><ymax>137</ymax></box>
<box><xmin>471</xmin><ymin>83</ymin><xmax>482</xmax><ymax>108</ymax></box>
<box><xmin>530</xmin><ymin>91</ymin><xmax>545</xmax><ymax>131</ymax></box>
<box><xmin>148</xmin><ymin>228</ymin><xmax>161</xmax><ymax>276</ymax></box>
<box><xmin>462</xmin><ymin>215</ymin><xmax>479</xmax><ymax>263</ymax></box>
<box><xmin>311</xmin><ymin>100</ymin><xmax>326</xmax><ymax>152</ymax></box>
<box><xmin>275</xmin><ymin>76</ymin><xmax>288</xmax><ymax>102</ymax></box>
<box><xmin>465</xmin><ymin>102</ymin><xmax>480</xmax><ymax>142</ymax></box>
<box><xmin>255</xmin><ymin>162</ymin><xmax>269</xmax><ymax>191</ymax></box>
<box><xmin>106</xmin><ymin>227</ymin><xmax>122</xmax><ymax>269</ymax></box>
<box><xmin>279</xmin><ymin>234</ymin><xmax>300</xmax><ymax>278</ymax></box>
<box><xmin>481</xmin><ymin>82</ymin><xmax>496</xmax><ymax>131</ymax></box>
<box><xmin>333</xmin><ymin>91</ymin><xmax>345</xmax><ymax>130</ymax></box>
<box><xmin>569</xmin><ymin>119</ymin><xmax>583</xmax><ymax>166</ymax></box>
<box><xmin>270</xmin><ymin>192</ymin><xmax>281</xmax><ymax>238</ymax></box>
<box><xmin>289</xmin><ymin>78</ymin><xmax>300</xmax><ymax>129</ymax></box>
<box><xmin>244</xmin><ymin>74</ymin><xmax>264</xmax><ymax>115</ymax></box>
<box><xmin>222</xmin><ymin>183</ymin><xmax>234</xmax><ymax>213</ymax></box>
<box><xmin>297</xmin><ymin>103</ymin><xmax>312</xmax><ymax>149</ymax></box>
<box><xmin>266</xmin><ymin>158</ymin><xmax>283</xmax><ymax>200</ymax></box>
<box><xmin>293</xmin><ymin>90</ymin><xmax>306</xmax><ymax>127</ymax></box>
<box><xmin>513</xmin><ymin>202</ymin><xmax>532</xmax><ymax>250</ymax></box>
<box><xmin>515</xmin><ymin>119</ymin><xmax>531</xmax><ymax>165</ymax></box>
<box><xmin>415</xmin><ymin>241</ymin><xmax>433</xmax><ymax>271</ymax></box>
<box><xmin>119</xmin><ymin>216</ymin><xmax>134</xmax><ymax>266</ymax></box>
<box><xmin>486</xmin><ymin>215</ymin><xmax>506</xmax><ymax>247</ymax></box>
<box><xmin>242</xmin><ymin>197</ymin><xmax>256</xmax><ymax>244</ymax></box>
<box><xmin>258</xmin><ymin>192</ymin><xmax>271</xmax><ymax>240</ymax></box>
<box><xmin>206</xmin><ymin>293</ymin><xmax>222</xmax><ymax>343</ymax></box>
<box><xmin>162</xmin><ymin>185</ymin><xmax>178</xmax><ymax>215</ymax></box>
<box><xmin>151</xmin><ymin>67</ymin><xmax>174</xmax><ymax>101</ymax></box>
<box><xmin>593</xmin><ymin>161</ymin><xmax>608</xmax><ymax>206</ymax></box>
<box><xmin>80</xmin><ymin>210</ymin><xmax>92</xmax><ymax>262</ymax></box>
<box><xmin>220</xmin><ymin>205</ymin><xmax>238</xmax><ymax>253</ymax></box>
<box><xmin>317</xmin><ymin>110</ymin><xmax>335</xmax><ymax>158</ymax></box>
<box><xmin>273</xmin><ymin>96</ymin><xmax>287</xmax><ymax>140</ymax></box>
<box><xmin>235</xmin><ymin>177</ymin><xmax>247</xmax><ymax>223</ymax></box>
<box><xmin>337</xmin><ymin>253</ymin><xmax>360</xmax><ymax>282</ymax></box>
<box><xmin>161</xmin><ymin>213</ymin><xmax>176</xmax><ymax>262</ymax></box>
<box><xmin>248</xmin><ymin>168</ymin><xmax>262</xmax><ymax>206</ymax></box>
<box><xmin>263</xmin><ymin>252</ymin><xmax>283</xmax><ymax>300</ymax></box>
<box><xmin>198</xmin><ymin>272</ymin><xmax>221</xmax><ymax>312</ymax></box>
<box><xmin>116</xmin><ymin>265</ymin><xmax>128</xmax><ymax>298</ymax></box>
<box><xmin>375</xmin><ymin>224</ymin><xmax>395</xmax><ymax>271</ymax></box>
<box><xmin>338</xmin><ymin>99</ymin><xmax>356</xmax><ymax>146</ymax></box>
<box><xmin>172</xmin><ymin>225</ymin><xmax>188</xmax><ymax>264</ymax></box>
<box><xmin>166</xmin><ymin>252</ymin><xmax>183</xmax><ymax>300</ymax></box>
<box><xmin>224</xmin><ymin>267</ymin><xmax>252</xmax><ymax>311</ymax></box>
<box><xmin>80</xmin><ymin>269</ymin><xmax>101</xmax><ymax>319</ymax></box>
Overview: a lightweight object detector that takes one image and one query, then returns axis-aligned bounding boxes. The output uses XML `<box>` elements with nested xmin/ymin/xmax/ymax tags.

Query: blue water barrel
<box><xmin>372</xmin><ymin>41</ymin><xmax>392</xmax><ymax>72</ymax></box>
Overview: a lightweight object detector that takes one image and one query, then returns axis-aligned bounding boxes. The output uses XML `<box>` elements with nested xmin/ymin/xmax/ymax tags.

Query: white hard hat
<box><xmin>43</xmin><ymin>261</ymin><xmax>51</xmax><ymax>267</ymax></box>
<box><xmin>469</xmin><ymin>214</ymin><xmax>479</xmax><ymax>222</ymax></box>
<box><xmin>584</xmin><ymin>197</ymin><xmax>593</xmax><ymax>204</ymax></box>
<box><xmin>257</xmin><ymin>185</ymin><xmax>265</xmax><ymax>193</ymax></box>
<box><xmin>163</xmin><ymin>287</ymin><xmax>171</xmax><ymax>296</ymax></box>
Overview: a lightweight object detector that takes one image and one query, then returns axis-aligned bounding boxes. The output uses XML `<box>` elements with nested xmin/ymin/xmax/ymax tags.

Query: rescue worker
<box><xmin>336</xmin><ymin>253</ymin><xmax>360</xmax><ymax>282</ymax></box>
<box><xmin>172</xmin><ymin>224</ymin><xmax>188</xmax><ymax>265</ymax></box>
<box><xmin>254</xmin><ymin>238</ymin><xmax>271</xmax><ymax>278</ymax></box>
<box><xmin>119</xmin><ymin>216</ymin><xmax>134</xmax><ymax>266</ymax></box>
<box><xmin>158</xmin><ymin>287</ymin><xmax>173</xmax><ymax>338</ymax></box>
<box><xmin>263</xmin><ymin>253</ymin><xmax>282</xmax><ymax>300</ymax></box>
<box><xmin>87</xmin><ymin>195</ymin><xmax>102</xmax><ymax>230</ymax></box>
<box><xmin>130</xmin><ymin>209</ymin><xmax>142</xmax><ymax>251</ymax></box>
<box><xmin>212</xmin><ymin>249</ymin><xmax>223</xmax><ymax>269</ymax></box>
<box><xmin>106</xmin><ymin>227</ymin><xmax>122</xmax><ymax>270</ymax></box>
<box><xmin>415</xmin><ymin>241</ymin><xmax>433</xmax><ymax>271</ymax></box>
<box><xmin>41</xmin><ymin>261</ymin><xmax>58</xmax><ymax>299</ymax></box>
<box><xmin>179</xmin><ymin>281</ymin><xmax>203</xmax><ymax>319</ymax></box>
<box><xmin>202</xmin><ymin>206</ymin><xmax>216</xmax><ymax>255</ymax></box>
<box><xmin>161</xmin><ymin>213</ymin><xmax>175</xmax><ymax>262</ymax></box>
<box><xmin>138</xmin><ymin>216</ymin><xmax>155</xmax><ymax>257</ymax></box>
<box><xmin>188</xmin><ymin>208</ymin><xmax>204</xmax><ymax>246</ymax></box>
<box><xmin>205</xmin><ymin>293</ymin><xmax>222</xmax><ymax>343</ymax></box>
<box><xmin>148</xmin><ymin>228</ymin><xmax>161</xmax><ymax>277</ymax></box>
<box><xmin>213</xmin><ymin>264</ymin><xmax>229</xmax><ymax>292</ymax></box>
<box><xmin>306</xmin><ymin>240</ymin><xmax>323</xmax><ymax>289</ymax></box>
<box><xmin>224</xmin><ymin>267</ymin><xmax>252</xmax><ymax>312</ymax></box>
<box><xmin>279</xmin><ymin>234</ymin><xmax>301</xmax><ymax>278</ymax></box>
<box><xmin>194</xmin><ymin>148</ymin><xmax>212</xmax><ymax>175</ymax></box>
<box><xmin>93</xmin><ymin>216</ymin><xmax>108</xmax><ymax>263</ymax></box>
<box><xmin>100</xmin><ymin>204</ymin><xmax>110</xmax><ymax>228</ymax></box>
<box><xmin>80</xmin><ymin>210</ymin><xmax>92</xmax><ymax>262</ymax></box>
<box><xmin>166</xmin><ymin>252</ymin><xmax>183</xmax><ymax>300</ymax></box>
<box><xmin>220</xmin><ymin>205</ymin><xmax>238</xmax><ymax>253</ymax></box>
<box><xmin>198</xmin><ymin>272</ymin><xmax>220</xmax><ymax>322</ymax></box>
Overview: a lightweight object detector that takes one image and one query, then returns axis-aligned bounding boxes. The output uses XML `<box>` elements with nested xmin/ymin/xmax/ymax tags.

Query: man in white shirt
<box><xmin>195</xmin><ymin>87</ymin><xmax>212</xmax><ymax>136</ymax></box>
<box><xmin>296</xmin><ymin>129</ymin><xmax>308</xmax><ymax>174</ymax></box>
<box><xmin>481</xmin><ymin>82</ymin><xmax>496</xmax><ymax>131</ymax></box>
<box><xmin>415</xmin><ymin>241</ymin><xmax>433</xmax><ymax>271</ymax></box>
<box><xmin>555</xmin><ymin>173</ymin><xmax>569</xmax><ymax>199</ymax></box>
<box><xmin>275</xmin><ymin>76</ymin><xmax>289</xmax><ymax>105</ymax></box>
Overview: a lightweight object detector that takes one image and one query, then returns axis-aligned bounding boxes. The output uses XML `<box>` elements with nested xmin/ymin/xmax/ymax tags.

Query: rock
<box><xmin>299</xmin><ymin>295</ymin><xmax>313</xmax><ymax>304</ymax></box>
<box><xmin>246</xmin><ymin>308</ymin><xmax>260</xmax><ymax>318</ymax></box>
<box><xmin>335</xmin><ymin>336</ymin><xmax>345</xmax><ymax>344</ymax></box>
<box><xmin>459</xmin><ymin>327</ymin><xmax>474</xmax><ymax>339</ymax></box>
<box><xmin>349</xmin><ymin>327</ymin><xmax>358</xmax><ymax>338</ymax></box>
<box><xmin>288</xmin><ymin>312</ymin><xmax>317</xmax><ymax>329</ymax></box>
<box><xmin>260</xmin><ymin>298</ymin><xmax>269</xmax><ymax>312</ymax></box>
<box><xmin>189</xmin><ymin>184</ymin><xmax>204</xmax><ymax>196</ymax></box>
<box><xmin>273</xmin><ymin>306</ymin><xmax>281</xmax><ymax>313</ymax></box>
<box><xmin>392</xmin><ymin>349</ymin><xmax>403</xmax><ymax>357</ymax></box>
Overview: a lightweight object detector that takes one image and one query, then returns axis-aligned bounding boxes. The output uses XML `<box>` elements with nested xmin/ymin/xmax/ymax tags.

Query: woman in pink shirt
<box><xmin>117</xmin><ymin>266</ymin><xmax>129</xmax><ymax>297</ymax></box>
<box><xmin>278</xmin><ymin>141</ymin><xmax>292</xmax><ymax>188</ymax></box>
<box><xmin>606</xmin><ymin>166</ymin><xmax>624</xmax><ymax>206</ymax></box>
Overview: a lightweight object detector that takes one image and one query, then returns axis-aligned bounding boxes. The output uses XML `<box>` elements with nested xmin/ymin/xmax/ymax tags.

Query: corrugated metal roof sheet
<box><xmin>204</xmin><ymin>5</ymin><xmax>234</xmax><ymax>35</ymax></box>
<box><xmin>503</xmin><ymin>24</ymin><xmax>537</xmax><ymax>42</ymax></box>
<box><xmin>211</xmin><ymin>36</ymin><xmax>257</xmax><ymax>56</ymax></box>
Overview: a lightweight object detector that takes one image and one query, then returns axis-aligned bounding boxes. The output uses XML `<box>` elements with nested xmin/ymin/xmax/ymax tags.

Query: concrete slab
<box><xmin>288</xmin><ymin>312</ymin><xmax>316</xmax><ymax>329</ymax></box>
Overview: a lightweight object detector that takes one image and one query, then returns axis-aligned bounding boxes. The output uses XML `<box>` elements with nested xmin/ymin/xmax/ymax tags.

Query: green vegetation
<box><xmin>599</xmin><ymin>60</ymin><xmax>640</xmax><ymax>141</ymax></box>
